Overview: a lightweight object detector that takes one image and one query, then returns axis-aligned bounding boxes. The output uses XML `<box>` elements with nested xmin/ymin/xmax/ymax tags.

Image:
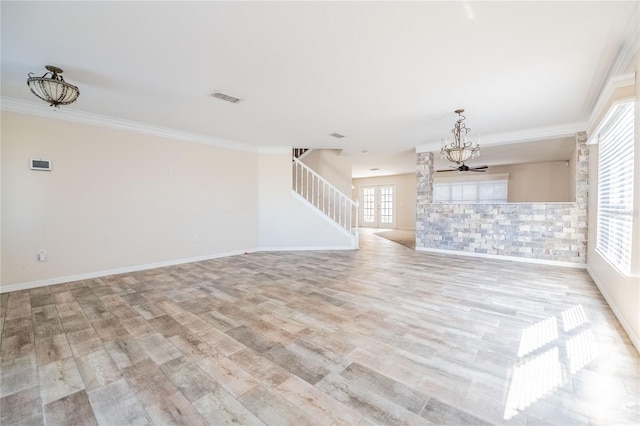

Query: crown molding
<box><xmin>586</xmin><ymin>72</ymin><xmax>636</xmax><ymax>132</ymax></box>
<box><xmin>610</xmin><ymin>2</ymin><xmax>639</xmax><ymax>77</ymax></box>
<box><xmin>415</xmin><ymin>121</ymin><xmax>586</xmax><ymax>153</ymax></box>
<box><xmin>1</xmin><ymin>97</ymin><xmax>259</xmax><ymax>153</ymax></box>
<box><xmin>583</xmin><ymin>4</ymin><xmax>638</xmax><ymax>115</ymax></box>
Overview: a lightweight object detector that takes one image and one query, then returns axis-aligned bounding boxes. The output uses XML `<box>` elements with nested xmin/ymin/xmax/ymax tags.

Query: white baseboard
<box><xmin>0</xmin><ymin>244</ymin><xmax>360</xmax><ymax>293</ymax></box>
<box><xmin>258</xmin><ymin>245</ymin><xmax>355</xmax><ymax>252</ymax></box>
<box><xmin>587</xmin><ymin>266</ymin><xmax>640</xmax><ymax>354</ymax></box>
<box><xmin>415</xmin><ymin>246</ymin><xmax>587</xmax><ymax>269</ymax></box>
<box><xmin>0</xmin><ymin>249</ymin><xmax>258</xmax><ymax>294</ymax></box>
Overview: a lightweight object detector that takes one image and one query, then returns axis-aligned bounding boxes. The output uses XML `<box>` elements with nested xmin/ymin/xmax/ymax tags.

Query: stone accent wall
<box><xmin>416</xmin><ymin>151</ymin><xmax>434</xmax><ymax>202</ymax></box>
<box><xmin>415</xmin><ymin>151</ymin><xmax>434</xmax><ymax>248</ymax></box>
<box><xmin>416</xmin><ymin>134</ymin><xmax>589</xmax><ymax>264</ymax></box>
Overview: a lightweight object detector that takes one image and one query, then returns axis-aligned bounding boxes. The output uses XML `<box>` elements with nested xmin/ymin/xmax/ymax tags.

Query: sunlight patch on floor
<box><xmin>504</xmin><ymin>305</ymin><xmax>599</xmax><ymax>420</ymax></box>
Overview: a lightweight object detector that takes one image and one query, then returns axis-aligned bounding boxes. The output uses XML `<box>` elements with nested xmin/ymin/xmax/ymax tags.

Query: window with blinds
<box><xmin>595</xmin><ymin>100</ymin><xmax>635</xmax><ymax>275</ymax></box>
<box><xmin>434</xmin><ymin>179</ymin><xmax>508</xmax><ymax>203</ymax></box>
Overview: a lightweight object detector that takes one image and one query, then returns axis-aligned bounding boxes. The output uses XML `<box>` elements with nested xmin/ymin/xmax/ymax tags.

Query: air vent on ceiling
<box><xmin>329</xmin><ymin>133</ymin><xmax>345</xmax><ymax>139</ymax></box>
<box><xmin>370</xmin><ymin>168</ymin><xmax>380</xmax><ymax>171</ymax></box>
<box><xmin>211</xmin><ymin>92</ymin><xmax>241</xmax><ymax>103</ymax></box>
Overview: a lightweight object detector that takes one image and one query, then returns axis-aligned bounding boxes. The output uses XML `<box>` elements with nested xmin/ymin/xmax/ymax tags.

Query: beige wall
<box><xmin>300</xmin><ymin>149</ymin><xmax>353</xmax><ymax>197</ymax></box>
<box><xmin>352</xmin><ymin>173</ymin><xmax>416</xmax><ymax>229</ymax></box>
<box><xmin>1</xmin><ymin>111</ymin><xmax>259</xmax><ymax>288</ymax></box>
<box><xmin>489</xmin><ymin>161</ymin><xmax>571</xmax><ymax>202</ymax></box>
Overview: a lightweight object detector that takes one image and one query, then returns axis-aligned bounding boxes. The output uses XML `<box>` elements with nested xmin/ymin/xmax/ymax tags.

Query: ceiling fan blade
<box><xmin>436</xmin><ymin>169</ymin><xmax>458</xmax><ymax>172</ymax></box>
<box><xmin>472</xmin><ymin>165</ymin><xmax>488</xmax><ymax>169</ymax></box>
<box><xmin>469</xmin><ymin>168</ymin><xmax>486</xmax><ymax>172</ymax></box>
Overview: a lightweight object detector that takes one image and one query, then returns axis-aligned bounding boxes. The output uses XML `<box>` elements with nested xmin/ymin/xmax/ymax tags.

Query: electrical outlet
<box><xmin>38</xmin><ymin>249</ymin><xmax>47</xmax><ymax>262</ymax></box>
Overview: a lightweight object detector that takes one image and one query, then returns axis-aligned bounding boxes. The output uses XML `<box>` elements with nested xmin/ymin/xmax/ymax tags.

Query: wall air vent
<box><xmin>329</xmin><ymin>133</ymin><xmax>345</xmax><ymax>139</ymax></box>
<box><xmin>30</xmin><ymin>159</ymin><xmax>52</xmax><ymax>171</ymax></box>
<box><xmin>211</xmin><ymin>92</ymin><xmax>241</xmax><ymax>103</ymax></box>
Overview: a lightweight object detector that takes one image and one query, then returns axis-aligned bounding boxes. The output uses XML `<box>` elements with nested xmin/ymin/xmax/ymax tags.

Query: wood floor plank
<box><xmin>237</xmin><ymin>385</ymin><xmax>316</xmax><ymax>426</ymax></box>
<box><xmin>276</xmin><ymin>374</ymin><xmax>364</xmax><ymax>425</ymax></box>
<box><xmin>75</xmin><ymin>348</ymin><xmax>122</xmax><ymax>392</ymax></box>
<box><xmin>35</xmin><ymin>333</ymin><xmax>73</xmax><ymax>366</ymax></box>
<box><xmin>160</xmin><ymin>356</ymin><xmax>221</xmax><ymax>402</ymax></box>
<box><xmin>137</xmin><ymin>332</ymin><xmax>183</xmax><ymax>365</ymax></box>
<box><xmin>122</xmin><ymin>358</ymin><xmax>178</xmax><ymax>407</ymax></box>
<box><xmin>43</xmin><ymin>390</ymin><xmax>98</xmax><ymax>426</ymax></box>
<box><xmin>0</xmin><ymin>353</ymin><xmax>39</xmax><ymax>398</ymax></box>
<box><xmin>192</xmin><ymin>391</ymin><xmax>265</xmax><ymax>426</ymax></box>
<box><xmin>316</xmin><ymin>372</ymin><xmax>427</xmax><ymax>425</ymax></box>
<box><xmin>228</xmin><ymin>348</ymin><xmax>291</xmax><ymax>388</ymax></box>
<box><xmin>145</xmin><ymin>391</ymin><xmax>208</xmax><ymax>426</ymax></box>
<box><xmin>0</xmin><ymin>386</ymin><xmax>43</xmax><ymax>426</ymax></box>
<box><xmin>87</xmin><ymin>378</ymin><xmax>151</xmax><ymax>426</ymax></box>
<box><xmin>262</xmin><ymin>343</ymin><xmax>332</xmax><ymax>385</ymax></box>
<box><xmin>196</xmin><ymin>352</ymin><xmax>259</xmax><ymax>398</ymax></box>
<box><xmin>340</xmin><ymin>362</ymin><xmax>428</xmax><ymax>414</ymax></box>
<box><xmin>197</xmin><ymin>326</ymin><xmax>247</xmax><ymax>356</ymax></box>
<box><xmin>0</xmin><ymin>229</ymin><xmax>636</xmax><ymax>425</ymax></box>
<box><xmin>38</xmin><ymin>357</ymin><xmax>85</xmax><ymax>405</ymax></box>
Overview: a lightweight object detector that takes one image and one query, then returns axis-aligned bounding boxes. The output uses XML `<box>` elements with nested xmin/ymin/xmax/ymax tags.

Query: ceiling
<box><xmin>1</xmin><ymin>1</ymin><xmax>637</xmax><ymax>177</ymax></box>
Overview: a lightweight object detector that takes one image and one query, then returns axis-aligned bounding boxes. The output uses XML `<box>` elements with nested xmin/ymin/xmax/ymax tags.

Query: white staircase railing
<box><xmin>292</xmin><ymin>157</ymin><xmax>359</xmax><ymax>247</ymax></box>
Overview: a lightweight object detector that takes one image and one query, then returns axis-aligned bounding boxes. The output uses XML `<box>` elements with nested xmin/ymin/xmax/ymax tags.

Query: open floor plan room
<box><xmin>1</xmin><ymin>230</ymin><xmax>638</xmax><ymax>425</ymax></box>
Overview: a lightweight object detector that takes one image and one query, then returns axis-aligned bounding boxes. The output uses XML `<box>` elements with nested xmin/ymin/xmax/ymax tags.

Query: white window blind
<box><xmin>434</xmin><ymin>178</ymin><xmax>508</xmax><ymax>203</ymax></box>
<box><xmin>596</xmin><ymin>100</ymin><xmax>635</xmax><ymax>275</ymax></box>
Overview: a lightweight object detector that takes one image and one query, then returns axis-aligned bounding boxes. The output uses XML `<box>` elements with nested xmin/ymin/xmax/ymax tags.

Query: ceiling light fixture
<box><xmin>330</xmin><ymin>133</ymin><xmax>345</xmax><ymax>139</ymax></box>
<box><xmin>27</xmin><ymin>65</ymin><xmax>80</xmax><ymax>110</ymax></box>
<box><xmin>440</xmin><ymin>109</ymin><xmax>480</xmax><ymax>164</ymax></box>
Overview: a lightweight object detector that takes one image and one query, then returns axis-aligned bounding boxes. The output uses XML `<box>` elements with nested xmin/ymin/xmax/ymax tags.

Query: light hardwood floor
<box><xmin>1</xmin><ymin>229</ymin><xmax>638</xmax><ymax>425</ymax></box>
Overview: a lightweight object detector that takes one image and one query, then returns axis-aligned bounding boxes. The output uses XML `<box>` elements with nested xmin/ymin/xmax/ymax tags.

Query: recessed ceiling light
<box><xmin>329</xmin><ymin>133</ymin><xmax>345</xmax><ymax>138</ymax></box>
<box><xmin>211</xmin><ymin>92</ymin><xmax>241</xmax><ymax>103</ymax></box>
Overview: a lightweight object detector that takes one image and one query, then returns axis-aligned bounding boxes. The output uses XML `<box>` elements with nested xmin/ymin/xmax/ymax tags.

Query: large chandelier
<box><xmin>440</xmin><ymin>109</ymin><xmax>480</xmax><ymax>164</ymax></box>
<box><xmin>27</xmin><ymin>65</ymin><xmax>80</xmax><ymax>110</ymax></box>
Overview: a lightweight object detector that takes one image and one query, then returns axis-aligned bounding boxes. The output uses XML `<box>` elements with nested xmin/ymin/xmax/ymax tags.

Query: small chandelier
<box><xmin>27</xmin><ymin>65</ymin><xmax>80</xmax><ymax>110</ymax></box>
<box><xmin>440</xmin><ymin>109</ymin><xmax>480</xmax><ymax>164</ymax></box>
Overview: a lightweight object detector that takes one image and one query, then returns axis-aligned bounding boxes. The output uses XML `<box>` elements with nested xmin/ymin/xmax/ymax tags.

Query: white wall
<box><xmin>1</xmin><ymin>111</ymin><xmax>259</xmax><ymax>290</ymax></box>
<box><xmin>258</xmin><ymin>153</ymin><xmax>354</xmax><ymax>249</ymax></box>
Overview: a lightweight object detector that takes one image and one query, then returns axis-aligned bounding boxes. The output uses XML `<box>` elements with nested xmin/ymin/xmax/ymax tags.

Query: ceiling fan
<box><xmin>437</xmin><ymin>162</ymin><xmax>488</xmax><ymax>173</ymax></box>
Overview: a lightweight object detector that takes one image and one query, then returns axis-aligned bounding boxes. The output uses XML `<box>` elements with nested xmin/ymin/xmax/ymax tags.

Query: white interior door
<box><xmin>360</xmin><ymin>185</ymin><xmax>395</xmax><ymax>228</ymax></box>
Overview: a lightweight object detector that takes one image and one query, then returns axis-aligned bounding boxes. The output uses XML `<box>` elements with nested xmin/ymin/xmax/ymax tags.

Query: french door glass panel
<box><xmin>362</xmin><ymin>187</ymin><xmax>376</xmax><ymax>224</ymax></box>
<box><xmin>380</xmin><ymin>186</ymin><xmax>394</xmax><ymax>224</ymax></box>
<box><xmin>360</xmin><ymin>185</ymin><xmax>395</xmax><ymax>227</ymax></box>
